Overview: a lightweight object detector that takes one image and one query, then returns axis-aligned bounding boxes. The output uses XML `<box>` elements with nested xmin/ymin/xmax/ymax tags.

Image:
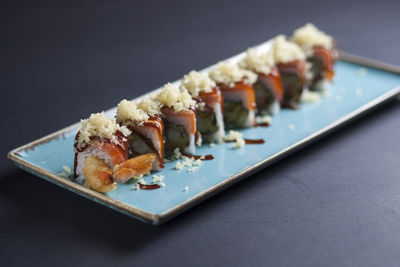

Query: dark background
<box><xmin>1</xmin><ymin>0</ymin><xmax>400</xmax><ymax>266</ymax></box>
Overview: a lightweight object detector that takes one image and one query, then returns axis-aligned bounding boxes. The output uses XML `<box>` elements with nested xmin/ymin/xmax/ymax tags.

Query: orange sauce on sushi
<box><xmin>218</xmin><ymin>81</ymin><xmax>256</xmax><ymax>110</ymax></box>
<box><xmin>161</xmin><ymin>107</ymin><xmax>197</xmax><ymax>135</ymax></box>
<box><xmin>195</xmin><ymin>88</ymin><xmax>223</xmax><ymax>110</ymax></box>
<box><xmin>257</xmin><ymin>67</ymin><xmax>284</xmax><ymax>103</ymax></box>
<box><xmin>277</xmin><ymin>60</ymin><xmax>308</xmax><ymax>86</ymax></box>
<box><xmin>313</xmin><ymin>46</ymin><xmax>335</xmax><ymax>81</ymax></box>
<box><xmin>277</xmin><ymin>60</ymin><xmax>308</xmax><ymax>110</ymax></box>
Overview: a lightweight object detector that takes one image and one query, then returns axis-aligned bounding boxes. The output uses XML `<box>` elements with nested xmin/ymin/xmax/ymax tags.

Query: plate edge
<box><xmin>339</xmin><ymin>51</ymin><xmax>400</xmax><ymax>74</ymax></box>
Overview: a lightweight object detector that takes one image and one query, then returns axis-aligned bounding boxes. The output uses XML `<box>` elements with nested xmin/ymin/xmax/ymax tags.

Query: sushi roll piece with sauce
<box><xmin>272</xmin><ymin>35</ymin><xmax>308</xmax><ymax>109</ymax></box>
<box><xmin>155</xmin><ymin>83</ymin><xmax>197</xmax><ymax>154</ymax></box>
<box><xmin>73</xmin><ymin>112</ymin><xmax>155</xmax><ymax>193</ymax></box>
<box><xmin>292</xmin><ymin>23</ymin><xmax>337</xmax><ymax>91</ymax></box>
<box><xmin>209</xmin><ymin>62</ymin><xmax>257</xmax><ymax>128</ymax></box>
<box><xmin>239</xmin><ymin>47</ymin><xmax>283</xmax><ymax>115</ymax></box>
<box><xmin>116</xmin><ymin>99</ymin><xmax>165</xmax><ymax>171</ymax></box>
<box><xmin>180</xmin><ymin>70</ymin><xmax>225</xmax><ymax>143</ymax></box>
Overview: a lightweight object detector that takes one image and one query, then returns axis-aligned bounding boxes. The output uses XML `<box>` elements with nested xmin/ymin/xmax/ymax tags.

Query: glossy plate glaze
<box><xmin>7</xmin><ymin>44</ymin><xmax>400</xmax><ymax>224</ymax></box>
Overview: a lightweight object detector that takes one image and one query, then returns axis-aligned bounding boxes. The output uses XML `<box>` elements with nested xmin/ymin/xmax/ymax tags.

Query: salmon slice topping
<box><xmin>277</xmin><ymin>60</ymin><xmax>308</xmax><ymax>86</ymax></box>
<box><xmin>196</xmin><ymin>87</ymin><xmax>223</xmax><ymax>108</ymax></box>
<box><xmin>257</xmin><ymin>67</ymin><xmax>284</xmax><ymax>103</ymax></box>
<box><xmin>91</xmin><ymin>139</ymin><xmax>128</xmax><ymax>166</ymax></box>
<box><xmin>219</xmin><ymin>81</ymin><xmax>256</xmax><ymax>110</ymax></box>
<box><xmin>161</xmin><ymin>107</ymin><xmax>197</xmax><ymax>134</ymax></box>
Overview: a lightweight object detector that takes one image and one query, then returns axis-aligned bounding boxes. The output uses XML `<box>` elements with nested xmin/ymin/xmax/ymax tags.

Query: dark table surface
<box><xmin>1</xmin><ymin>0</ymin><xmax>400</xmax><ymax>266</ymax></box>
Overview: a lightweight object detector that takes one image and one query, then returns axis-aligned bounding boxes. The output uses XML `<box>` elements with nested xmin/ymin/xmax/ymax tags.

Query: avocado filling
<box><xmin>164</xmin><ymin>121</ymin><xmax>190</xmax><ymax>152</ymax></box>
<box><xmin>223</xmin><ymin>101</ymin><xmax>249</xmax><ymax>128</ymax></box>
<box><xmin>308</xmin><ymin>56</ymin><xmax>324</xmax><ymax>91</ymax></box>
<box><xmin>253</xmin><ymin>79</ymin><xmax>276</xmax><ymax>115</ymax></box>
<box><xmin>196</xmin><ymin>109</ymin><xmax>218</xmax><ymax>136</ymax></box>
<box><xmin>281</xmin><ymin>72</ymin><xmax>303</xmax><ymax>107</ymax></box>
<box><xmin>129</xmin><ymin>133</ymin><xmax>153</xmax><ymax>157</ymax></box>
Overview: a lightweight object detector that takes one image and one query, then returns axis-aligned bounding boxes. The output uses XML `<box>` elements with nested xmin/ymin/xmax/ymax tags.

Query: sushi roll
<box><xmin>272</xmin><ymin>35</ymin><xmax>308</xmax><ymax>109</ymax></box>
<box><xmin>73</xmin><ymin>112</ymin><xmax>154</xmax><ymax>193</ymax></box>
<box><xmin>180</xmin><ymin>70</ymin><xmax>225</xmax><ymax>143</ymax></box>
<box><xmin>155</xmin><ymin>83</ymin><xmax>197</xmax><ymax>154</ymax></box>
<box><xmin>209</xmin><ymin>62</ymin><xmax>257</xmax><ymax>128</ymax></box>
<box><xmin>292</xmin><ymin>23</ymin><xmax>337</xmax><ymax>91</ymax></box>
<box><xmin>116</xmin><ymin>98</ymin><xmax>165</xmax><ymax>171</ymax></box>
<box><xmin>239</xmin><ymin>47</ymin><xmax>283</xmax><ymax>115</ymax></box>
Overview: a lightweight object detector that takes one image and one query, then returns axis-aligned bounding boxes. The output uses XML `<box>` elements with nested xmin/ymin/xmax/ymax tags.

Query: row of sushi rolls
<box><xmin>71</xmin><ymin>23</ymin><xmax>338</xmax><ymax>193</ymax></box>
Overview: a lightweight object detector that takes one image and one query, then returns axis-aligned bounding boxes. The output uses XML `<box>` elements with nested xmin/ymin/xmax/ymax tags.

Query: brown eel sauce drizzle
<box><xmin>243</xmin><ymin>138</ymin><xmax>265</xmax><ymax>144</ymax></box>
<box><xmin>254</xmin><ymin>122</ymin><xmax>270</xmax><ymax>127</ymax></box>
<box><xmin>224</xmin><ymin>138</ymin><xmax>265</xmax><ymax>144</ymax></box>
<box><xmin>182</xmin><ymin>153</ymin><xmax>214</xmax><ymax>160</ymax></box>
<box><xmin>138</xmin><ymin>182</ymin><xmax>160</xmax><ymax>190</ymax></box>
<box><xmin>129</xmin><ymin>116</ymin><xmax>164</xmax><ymax>169</ymax></box>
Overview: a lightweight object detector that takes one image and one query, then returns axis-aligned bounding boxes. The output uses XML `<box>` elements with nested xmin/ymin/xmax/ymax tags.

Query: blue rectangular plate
<box><xmin>7</xmin><ymin>46</ymin><xmax>400</xmax><ymax>225</ymax></box>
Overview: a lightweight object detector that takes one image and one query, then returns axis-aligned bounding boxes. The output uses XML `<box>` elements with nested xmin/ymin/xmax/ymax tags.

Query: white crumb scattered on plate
<box><xmin>132</xmin><ymin>183</ymin><xmax>141</xmax><ymax>191</ymax></box>
<box><xmin>357</xmin><ymin>67</ymin><xmax>368</xmax><ymax>77</ymax></box>
<box><xmin>182</xmin><ymin>157</ymin><xmax>194</xmax><ymax>167</ymax></box>
<box><xmin>175</xmin><ymin>160</ymin><xmax>184</xmax><ymax>170</ymax></box>
<box><xmin>224</xmin><ymin>130</ymin><xmax>242</xmax><ymax>141</ymax></box>
<box><xmin>288</xmin><ymin>124</ymin><xmax>295</xmax><ymax>130</ymax></box>
<box><xmin>301</xmin><ymin>90</ymin><xmax>320</xmax><ymax>103</ymax></box>
<box><xmin>63</xmin><ymin>166</ymin><xmax>72</xmax><ymax>173</ymax></box>
<box><xmin>355</xmin><ymin>88</ymin><xmax>363</xmax><ymax>96</ymax></box>
<box><xmin>183</xmin><ymin>186</ymin><xmax>189</xmax><ymax>192</ymax></box>
<box><xmin>233</xmin><ymin>137</ymin><xmax>245</xmax><ymax>149</ymax></box>
<box><xmin>321</xmin><ymin>90</ymin><xmax>331</xmax><ymax>97</ymax></box>
<box><xmin>188</xmin><ymin>166</ymin><xmax>198</xmax><ymax>172</ymax></box>
<box><xmin>225</xmin><ymin>130</ymin><xmax>245</xmax><ymax>149</ymax></box>
<box><xmin>193</xmin><ymin>159</ymin><xmax>202</xmax><ymax>166</ymax></box>
<box><xmin>58</xmin><ymin>165</ymin><xmax>73</xmax><ymax>179</ymax></box>
<box><xmin>152</xmin><ymin>175</ymin><xmax>164</xmax><ymax>183</ymax></box>
<box><xmin>256</xmin><ymin>115</ymin><xmax>272</xmax><ymax>124</ymax></box>
<box><xmin>174</xmin><ymin>153</ymin><xmax>203</xmax><ymax>171</ymax></box>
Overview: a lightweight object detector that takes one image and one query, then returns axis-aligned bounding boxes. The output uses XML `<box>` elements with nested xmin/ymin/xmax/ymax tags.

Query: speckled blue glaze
<box><xmin>13</xmin><ymin>60</ymin><xmax>400</xmax><ymax>220</ymax></box>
